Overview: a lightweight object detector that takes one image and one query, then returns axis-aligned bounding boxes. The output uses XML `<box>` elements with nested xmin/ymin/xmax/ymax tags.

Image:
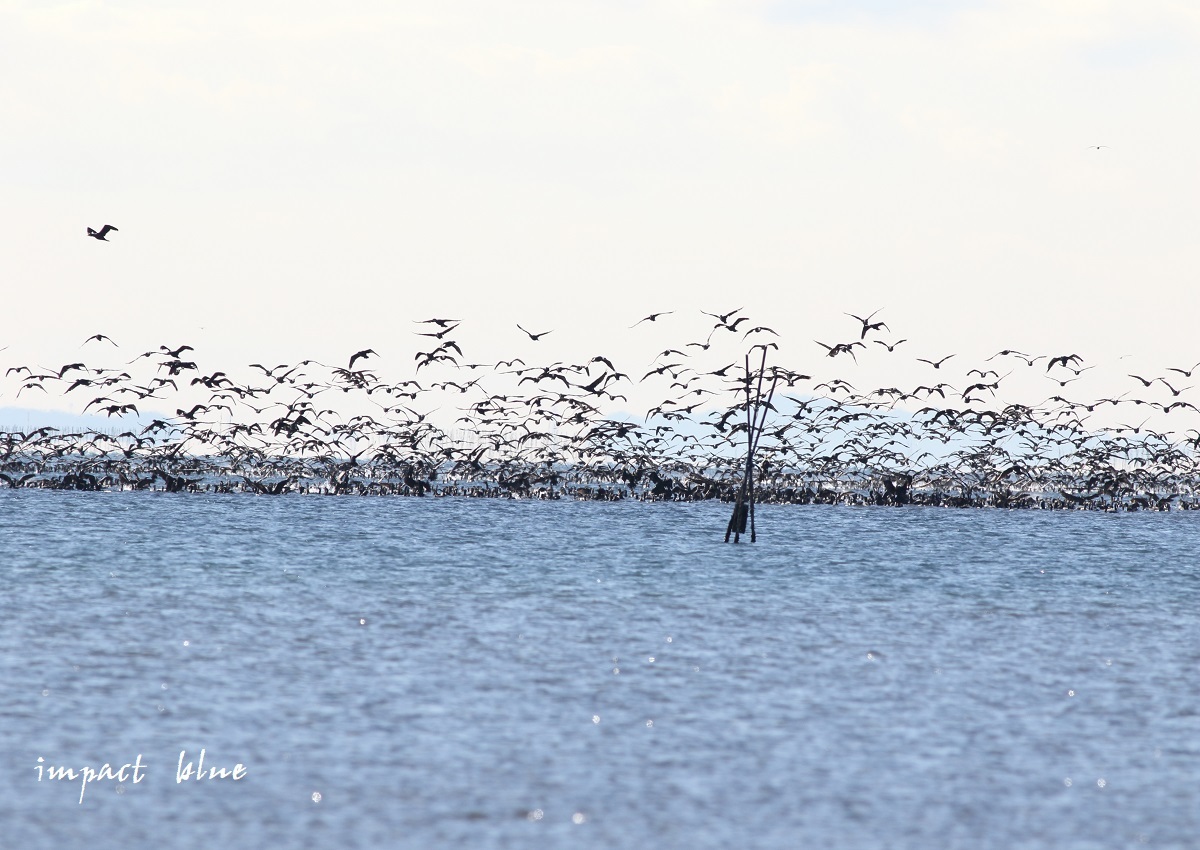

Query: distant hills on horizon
<box><xmin>0</xmin><ymin>405</ymin><xmax>161</xmax><ymax>434</ymax></box>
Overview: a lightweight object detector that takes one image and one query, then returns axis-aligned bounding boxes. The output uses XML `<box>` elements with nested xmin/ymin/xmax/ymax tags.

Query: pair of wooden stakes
<box><xmin>725</xmin><ymin>347</ymin><xmax>779</xmax><ymax>543</ymax></box>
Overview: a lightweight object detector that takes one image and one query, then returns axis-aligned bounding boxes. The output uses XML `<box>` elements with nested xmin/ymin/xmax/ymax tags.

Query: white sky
<box><xmin>3</xmin><ymin>0</ymin><xmax>1199</xmax><ymax>420</ymax></box>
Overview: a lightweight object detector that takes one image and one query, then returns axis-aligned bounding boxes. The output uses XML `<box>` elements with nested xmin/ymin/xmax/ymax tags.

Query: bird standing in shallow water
<box><xmin>87</xmin><ymin>225</ymin><xmax>118</xmax><ymax>241</ymax></box>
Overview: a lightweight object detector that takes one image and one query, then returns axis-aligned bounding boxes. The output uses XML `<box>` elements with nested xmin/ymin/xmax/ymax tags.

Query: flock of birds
<box><xmin>4</xmin><ymin>245</ymin><xmax>1200</xmax><ymax>508</ymax></box>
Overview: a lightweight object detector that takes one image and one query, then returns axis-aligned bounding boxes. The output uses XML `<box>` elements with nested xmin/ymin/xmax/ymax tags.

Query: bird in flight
<box><xmin>1046</xmin><ymin>354</ymin><xmax>1082</xmax><ymax>371</ymax></box>
<box><xmin>1158</xmin><ymin>378</ymin><xmax>1192</xmax><ymax>397</ymax></box>
<box><xmin>846</xmin><ymin>310</ymin><xmax>888</xmax><ymax>339</ymax></box>
<box><xmin>701</xmin><ymin>307</ymin><xmax>742</xmax><ymax>324</ymax></box>
<box><xmin>83</xmin><ymin>334</ymin><xmax>117</xmax><ymax>346</ymax></box>
<box><xmin>348</xmin><ymin>349</ymin><xmax>376</xmax><ymax>369</ymax></box>
<box><xmin>631</xmin><ymin>312</ymin><xmax>673</xmax><ymax>328</ymax></box>
<box><xmin>87</xmin><ymin>225</ymin><xmax>119</xmax><ymax>241</ymax></box>
<box><xmin>917</xmin><ymin>355</ymin><xmax>955</xmax><ymax>369</ymax></box>
<box><xmin>1167</xmin><ymin>361</ymin><xmax>1200</xmax><ymax>378</ymax></box>
<box><xmin>517</xmin><ymin>324</ymin><xmax>553</xmax><ymax>341</ymax></box>
<box><xmin>416</xmin><ymin>323</ymin><xmax>459</xmax><ymax>340</ymax></box>
<box><xmin>814</xmin><ymin>340</ymin><xmax>865</xmax><ymax>362</ymax></box>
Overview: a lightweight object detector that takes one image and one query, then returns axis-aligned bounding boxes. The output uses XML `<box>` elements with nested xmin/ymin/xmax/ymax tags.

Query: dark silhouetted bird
<box><xmin>87</xmin><ymin>225</ymin><xmax>118</xmax><ymax>241</ymax></box>
<box><xmin>631</xmin><ymin>312</ymin><xmax>673</xmax><ymax>328</ymax></box>
<box><xmin>847</xmin><ymin>310</ymin><xmax>887</xmax><ymax>339</ymax></box>
<box><xmin>517</xmin><ymin>324</ymin><xmax>553</xmax><ymax>341</ymax></box>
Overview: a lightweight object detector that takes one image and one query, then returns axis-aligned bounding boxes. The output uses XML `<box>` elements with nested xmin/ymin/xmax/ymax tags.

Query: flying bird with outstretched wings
<box><xmin>87</xmin><ymin>225</ymin><xmax>119</xmax><ymax>241</ymax></box>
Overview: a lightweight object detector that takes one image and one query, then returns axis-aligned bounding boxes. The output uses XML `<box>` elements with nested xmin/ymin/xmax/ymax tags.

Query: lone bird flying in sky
<box><xmin>517</xmin><ymin>324</ymin><xmax>553</xmax><ymax>341</ymax></box>
<box><xmin>87</xmin><ymin>225</ymin><xmax>118</xmax><ymax>241</ymax></box>
<box><xmin>631</xmin><ymin>312</ymin><xmax>673</xmax><ymax>328</ymax></box>
<box><xmin>917</xmin><ymin>354</ymin><xmax>955</xmax><ymax>369</ymax></box>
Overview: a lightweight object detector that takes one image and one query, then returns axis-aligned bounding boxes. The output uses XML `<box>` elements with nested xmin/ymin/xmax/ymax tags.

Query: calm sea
<box><xmin>1</xmin><ymin>492</ymin><xmax>1197</xmax><ymax>849</ymax></box>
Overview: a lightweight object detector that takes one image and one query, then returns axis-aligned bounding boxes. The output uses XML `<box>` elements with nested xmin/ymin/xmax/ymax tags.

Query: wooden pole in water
<box><xmin>740</xmin><ymin>353</ymin><xmax>755</xmax><ymax>540</ymax></box>
<box><xmin>724</xmin><ymin>354</ymin><xmax>752</xmax><ymax>542</ymax></box>
<box><xmin>725</xmin><ymin>348</ymin><xmax>775</xmax><ymax>543</ymax></box>
<box><xmin>747</xmin><ymin>351</ymin><xmax>779</xmax><ymax>543</ymax></box>
<box><xmin>745</xmin><ymin>348</ymin><xmax>767</xmax><ymax>541</ymax></box>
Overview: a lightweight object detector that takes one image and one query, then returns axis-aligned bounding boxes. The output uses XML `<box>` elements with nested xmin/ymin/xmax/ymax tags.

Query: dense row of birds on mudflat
<box><xmin>5</xmin><ymin>306</ymin><xmax>1200</xmax><ymax>510</ymax></box>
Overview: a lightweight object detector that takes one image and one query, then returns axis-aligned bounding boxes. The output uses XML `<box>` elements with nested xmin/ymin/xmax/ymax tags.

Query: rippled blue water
<box><xmin>1</xmin><ymin>492</ymin><xmax>1197</xmax><ymax>849</ymax></box>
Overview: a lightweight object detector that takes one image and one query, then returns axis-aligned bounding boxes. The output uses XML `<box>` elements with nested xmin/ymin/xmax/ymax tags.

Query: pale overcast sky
<box><xmin>3</xmin><ymin>1</ymin><xmax>1199</xmax><ymax>413</ymax></box>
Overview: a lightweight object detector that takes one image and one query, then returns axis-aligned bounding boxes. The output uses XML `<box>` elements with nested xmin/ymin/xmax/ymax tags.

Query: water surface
<box><xmin>1</xmin><ymin>492</ymin><xmax>1197</xmax><ymax>848</ymax></box>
